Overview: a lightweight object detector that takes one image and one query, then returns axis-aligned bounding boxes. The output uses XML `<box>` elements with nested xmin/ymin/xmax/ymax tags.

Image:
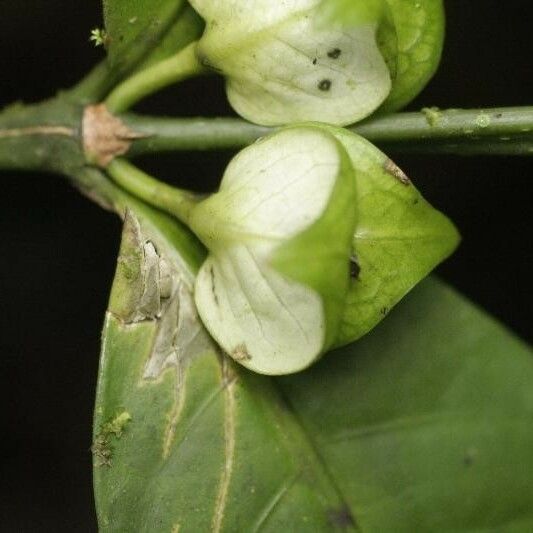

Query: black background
<box><xmin>1</xmin><ymin>1</ymin><xmax>532</xmax><ymax>531</ymax></box>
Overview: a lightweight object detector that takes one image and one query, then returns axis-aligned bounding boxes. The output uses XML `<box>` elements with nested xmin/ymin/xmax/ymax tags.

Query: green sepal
<box><xmin>379</xmin><ymin>0</ymin><xmax>445</xmax><ymax>112</ymax></box>
<box><xmin>308</xmin><ymin>123</ymin><xmax>460</xmax><ymax>346</ymax></box>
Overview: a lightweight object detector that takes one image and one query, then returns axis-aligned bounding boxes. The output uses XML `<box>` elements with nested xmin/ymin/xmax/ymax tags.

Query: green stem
<box><xmin>357</xmin><ymin>107</ymin><xmax>533</xmax><ymax>141</ymax></box>
<box><xmin>122</xmin><ymin>107</ymin><xmax>533</xmax><ymax>157</ymax></box>
<box><xmin>105</xmin><ymin>42</ymin><xmax>207</xmax><ymax>114</ymax></box>
<box><xmin>0</xmin><ymin>97</ymin><xmax>83</xmax><ymax>174</ymax></box>
<box><xmin>106</xmin><ymin>158</ymin><xmax>200</xmax><ymax>224</ymax></box>
<box><xmin>66</xmin><ymin>61</ymin><xmax>116</xmax><ymax>104</ymax></box>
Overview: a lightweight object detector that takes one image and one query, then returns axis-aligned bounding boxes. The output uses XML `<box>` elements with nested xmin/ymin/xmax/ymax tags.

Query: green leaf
<box><xmin>94</xmin><ymin>209</ymin><xmax>357</xmax><ymax>532</ymax></box>
<box><xmin>379</xmin><ymin>0</ymin><xmax>445</xmax><ymax>112</ymax></box>
<box><xmin>103</xmin><ymin>0</ymin><xmax>203</xmax><ymax>76</ymax></box>
<box><xmin>281</xmin><ymin>277</ymin><xmax>533</xmax><ymax>531</ymax></box>
<box><xmin>137</xmin><ymin>7</ymin><xmax>204</xmax><ymax>71</ymax></box>
<box><xmin>94</xmin><ymin>209</ymin><xmax>533</xmax><ymax>530</ymax></box>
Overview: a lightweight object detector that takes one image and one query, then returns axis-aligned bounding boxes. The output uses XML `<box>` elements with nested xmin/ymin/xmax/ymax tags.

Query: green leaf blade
<box><xmin>103</xmin><ymin>0</ymin><xmax>203</xmax><ymax>76</ymax></box>
<box><xmin>280</xmin><ymin>278</ymin><xmax>533</xmax><ymax>531</ymax></box>
<box><xmin>94</xmin><ymin>209</ymin><xmax>356</xmax><ymax>532</ymax></box>
<box><xmin>94</xmin><ymin>197</ymin><xmax>532</xmax><ymax>532</ymax></box>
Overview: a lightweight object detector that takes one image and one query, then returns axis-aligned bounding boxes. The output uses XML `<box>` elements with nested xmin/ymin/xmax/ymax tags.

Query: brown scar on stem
<box><xmin>82</xmin><ymin>103</ymin><xmax>147</xmax><ymax>167</ymax></box>
<box><xmin>384</xmin><ymin>158</ymin><xmax>410</xmax><ymax>185</ymax></box>
<box><xmin>231</xmin><ymin>343</ymin><xmax>251</xmax><ymax>362</ymax></box>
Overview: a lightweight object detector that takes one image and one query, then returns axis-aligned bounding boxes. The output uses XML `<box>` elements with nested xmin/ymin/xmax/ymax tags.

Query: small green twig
<box><xmin>105</xmin><ymin>42</ymin><xmax>207</xmax><ymax>114</ymax></box>
<box><xmin>106</xmin><ymin>158</ymin><xmax>200</xmax><ymax>224</ymax></box>
<box><xmin>122</xmin><ymin>107</ymin><xmax>533</xmax><ymax>157</ymax></box>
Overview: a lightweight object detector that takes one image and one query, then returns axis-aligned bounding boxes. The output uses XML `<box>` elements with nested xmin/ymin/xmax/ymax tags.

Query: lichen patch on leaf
<box><xmin>92</xmin><ymin>411</ymin><xmax>132</xmax><ymax>468</ymax></box>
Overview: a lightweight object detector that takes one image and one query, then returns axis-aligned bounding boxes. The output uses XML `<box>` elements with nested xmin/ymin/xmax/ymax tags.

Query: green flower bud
<box><xmin>189</xmin><ymin>126</ymin><xmax>358</xmax><ymax>374</ymax></box>
<box><xmin>188</xmin><ymin>0</ymin><xmax>392</xmax><ymax>126</ymax></box>
<box><xmin>182</xmin><ymin>124</ymin><xmax>457</xmax><ymax>375</ymax></box>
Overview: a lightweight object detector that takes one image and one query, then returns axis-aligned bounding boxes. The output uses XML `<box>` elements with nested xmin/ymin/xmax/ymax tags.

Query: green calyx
<box><xmin>189</xmin><ymin>126</ymin><xmax>358</xmax><ymax>375</ymax></box>
<box><xmin>305</xmin><ymin>122</ymin><xmax>460</xmax><ymax>345</ymax></box>
<box><xmin>192</xmin><ymin>122</ymin><xmax>459</xmax><ymax>369</ymax></box>
<box><xmin>379</xmin><ymin>0</ymin><xmax>445</xmax><ymax>112</ymax></box>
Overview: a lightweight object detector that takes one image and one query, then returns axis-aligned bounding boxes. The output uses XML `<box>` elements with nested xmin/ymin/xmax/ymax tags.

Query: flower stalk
<box><xmin>104</xmin><ymin>42</ymin><xmax>208</xmax><ymax>114</ymax></box>
<box><xmin>106</xmin><ymin>158</ymin><xmax>201</xmax><ymax>224</ymax></box>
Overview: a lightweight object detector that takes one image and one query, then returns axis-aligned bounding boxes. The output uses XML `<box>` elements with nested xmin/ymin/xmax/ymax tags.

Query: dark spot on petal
<box><xmin>312</xmin><ymin>57</ymin><xmax>318</xmax><ymax>65</ymax></box>
<box><xmin>328</xmin><ymin>506</ymin><xmax>357</xmax><ymax>529</ymax></box>
<box><xmin>328</xmin><ymin>48</ymin><xmax>342</xmax><ymax>59</ymax></box>
<box><xmin>318</xmin><ymin>79</ymin><xmax>332</xmax><ymax>91</ymax></box>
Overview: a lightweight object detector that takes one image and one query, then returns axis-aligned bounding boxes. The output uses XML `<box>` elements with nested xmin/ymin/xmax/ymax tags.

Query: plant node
<box><xmin>82</xmin><ymin>104</ymin><xmax>145</xmax><ymax>167</ymax></box>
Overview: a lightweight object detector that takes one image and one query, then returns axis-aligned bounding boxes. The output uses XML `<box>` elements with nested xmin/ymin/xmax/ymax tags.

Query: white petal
<box><xmin>195</xmin><ymin>247</ymin><xmax>324</xmax><ymax>375</ymax></box>
<box><xmin>191</xmin><ymin>128</ymin><xmax>341</xmax><ymax>249</ymax></box>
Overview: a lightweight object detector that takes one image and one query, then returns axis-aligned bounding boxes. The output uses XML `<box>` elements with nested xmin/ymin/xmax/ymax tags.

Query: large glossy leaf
<box><xmin>282</xmin><ymin>278</ymin><xmax>533</xmax><ymax>531</ymax></box>
<box><xmin>94</xmin><ymin>209</ymin><xmax>533</xmax><ymax>531</ymax></box>
<box><xmin>103</xmin><ymin>0</ymin><xmax>203</xmax><ymax>76</ymax></box>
